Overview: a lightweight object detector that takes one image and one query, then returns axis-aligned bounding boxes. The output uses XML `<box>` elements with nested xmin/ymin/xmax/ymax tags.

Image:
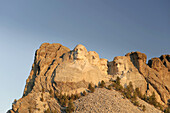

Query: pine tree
<box><xmin>128</xmin><ymin>81</ymin><xmax>134</xmax><ymax>93</ymax></box>
<box><xmin>42</xmin><ymin>87</ymin><xmax>45</xmax><ymax>93</ymax></box>
<box><xmin>149</xmin><ymin>92</ymin><xmax>157</xmax><ymax>106</ymax></box>
<box><xmin>44</xmin><ymin>108</ymin><xmax>50</xmax><ymax>113</ymax></box>
<box><xmin>116</xmin><ymin>76</ymin><xmax>120</xmax><ymax>85</ymax></box>
<box><xmin>100</xmin><ymin>80</ymin><xmax>105</xmax><ymax>88</ymax></box>
<box><xmin>108</xmin><ymin>85</ymin><xmax>112</xmax><ymax>90</ymax></box>
<box><xmin>63</xmin><ymin>98</ymin><xmax>69</xmax><ymax>107</ymax></box>
<box><xmin>142</xmin><ymin>105</ymin><xmax>146</xmax><ymax>112</ymax></box>
<box><xmin>135</xmin><ymin>87</ymin><xmax>142</xmax><ymax>98</ymax></box>
<box><xmin>88</xmin><ymin>83</ymin><xmax>92</xmax><ymax>90</ymax></box>
<box><xmin>88</xmin><ymin>83</ymin><xmax>95</xmax><ymax>93</ymax></box>
<box><xmin>13</xmin><ymin>99</ymin><xmax>17</xmax><ymax>104</ymax></box>
<box><xmin>71</xmin><ymin>94</ymin><xmax>75</xmax><ymax>100</ymax></box>
<box><xmin>66</xmin><ymin>99</ymin><xmax>75</xmax><ymax>113</ymax></box>
<box><xmin>142</xmin><ymin>94</ymin><xmax>148</xmax><ymax>102</ymax></box>
<box><xmin>82</xmin><ymin>91</ymin><xmax>87</xmax><ymax>96</ymax></box>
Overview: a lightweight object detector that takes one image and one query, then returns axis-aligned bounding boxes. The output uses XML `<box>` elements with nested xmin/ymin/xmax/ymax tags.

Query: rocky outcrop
<box><xmin>8</xmin><ymin>43</ymin><xmax>169</xmax><ymax>113</ymax></box>
<box><xmin>108</xmin><ymin>56</ymin><xmax>147</xmax><ymax>94</ymax></box>
<box><xmin>160</xmin><ymin>55</ymin><xmax>170</xmax><ymax>71</ymax></box>
<box><xmin>127</xmin><ymin>52</ymin><xmax>170</xmax><ymax>104</ymax></box>
<box><xmin>109</xmin><ymin>51</ymin><xmax>170</xmax><ymax>105</ymax></box>
<box><xmin>8</xmin><ymin>43</ymin><xmax>111</xmax><ymax>113</ymax></box>
<box><xmin>148</xmin><ymin>57</ymin><xmax>170</xmax><ymax>90</ymax></box>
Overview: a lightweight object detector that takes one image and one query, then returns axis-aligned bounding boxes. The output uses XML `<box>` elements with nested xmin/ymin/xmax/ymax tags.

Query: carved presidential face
<box><xmin>89</xmin><ymin>51</ymin><xmax>100</xmax><ymax>65</ymax></box>
<box><xmin>113</xmin><ymin>57</ymin><xmax>128</xmax><ymax>75</ymax></box>
<box><xmin>73</xmin><ymin>44</ymin><xmax>88</xmax><ymax>60</ymax></box>
<box><xmin>100</xmin><ymin>58</ymin><xmax>108</xmax><ymax>74</ymax></box>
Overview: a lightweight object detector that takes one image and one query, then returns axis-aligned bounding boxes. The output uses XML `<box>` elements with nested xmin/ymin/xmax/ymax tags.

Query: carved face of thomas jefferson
<box><xmin>73</xmin><ymin>44</ymin><xmax>88</xmax><ymax>60</ymax></box>
<box><xmin>88</xmin><ymin>51</ymin><xmax>100</xmax><ymax>66</ymax></box>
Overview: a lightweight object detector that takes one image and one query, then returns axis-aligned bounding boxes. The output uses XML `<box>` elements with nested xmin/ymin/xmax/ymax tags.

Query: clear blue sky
<box><xmin>0</xmin><ymin>0</ymin><xmax>169</xmax><ymax>112</ymax></box>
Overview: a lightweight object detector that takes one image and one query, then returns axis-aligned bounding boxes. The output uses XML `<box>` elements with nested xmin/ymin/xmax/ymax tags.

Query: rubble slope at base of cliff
<box><xmin>74</xmin><ymin>88</ymin><xmax>162</xmax><ymax>113</ymax></box>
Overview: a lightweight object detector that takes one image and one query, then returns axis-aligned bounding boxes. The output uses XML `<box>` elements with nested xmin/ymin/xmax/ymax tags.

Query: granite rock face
<box><xmin>109</xmin><ymin>51</ymin><xmax>170</xmax><ymax>105</ymax></box>
<box><xmin>8</xmin><ymin>43</ymin><xmax>169</xmax><ymax>113</ymax></box>
<box><xmin>108</xmin><ymin>56</ymin><xmax>147</xmax><ymax>94</ymax></box>
<box><xmin>8</xmin><ymin>43</ymin><xmax>111</xmax><ymax>113</ymax></box>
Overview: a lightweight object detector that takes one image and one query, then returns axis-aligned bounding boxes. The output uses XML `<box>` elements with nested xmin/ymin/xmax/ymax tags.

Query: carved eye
<box><xmin>80</xmin><ymin>48</ymin><xmax>83</xmax><ymax>51</ymax></box>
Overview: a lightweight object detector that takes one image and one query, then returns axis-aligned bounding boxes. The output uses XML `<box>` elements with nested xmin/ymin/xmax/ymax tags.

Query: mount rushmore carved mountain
<box><xmin>8</xmin><ymin>43</ymin><xmax>170</xmax><ymax>113</ymax></box>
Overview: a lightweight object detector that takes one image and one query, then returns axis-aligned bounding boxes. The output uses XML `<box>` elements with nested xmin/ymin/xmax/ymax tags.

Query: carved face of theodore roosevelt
<box><xmin>74</xmin><ymin>44</ymin><xmax>88</xmax><ymax>60</ymax></box>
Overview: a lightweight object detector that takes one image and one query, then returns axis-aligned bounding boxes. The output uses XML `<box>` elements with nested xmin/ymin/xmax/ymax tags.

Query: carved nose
<box><xmin>77</xmin><ymin>49</ymin><xmax>80</xmax><ymax>53</ymax></box>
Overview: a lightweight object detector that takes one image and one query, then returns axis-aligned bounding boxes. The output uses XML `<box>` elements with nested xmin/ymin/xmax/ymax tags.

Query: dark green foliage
<box><xmin>74</xmin><ymin>93</ymin><xmax>80</xmax><ymax>100</ymax></box>
<box><xmin>90</xmin><ymin>87</ymin><xmax>95</xmax><ymax>93</ymax></box>
<box><xmin>164</xmin><ymin>100</ymin><xmax>170</xmax><ymax>113</ymax></box>
<box><xmin>67</xmin><ymin>95</ymin><xmax>70</xmax><ymax>100</ymax></box>
<box><xmin>148</xmin><ymin>92</ymin><xmax>157</xmax><ymax>106</ymax></box>
<box><xmin>70</xmin><ymin>94</ymin><xmax>75</xmax><ymax>100</ymax></box>
<box><xmin>55</xmin><ymin>91</ymin><xmax>59</xmax><ymax>98</ymax></box>
<box><xmin>108</xmin><ymin>85</ymin><xmax>112</xmax><ymax>90</ymax></box>
<box><xmin>13</xmin><ymin>99</ymin><xmax>17</xmax><ymax>104</ymax></box>
<box><xmin>131</xmin><ymin>91</ymin><xmax>137</xmax><ymax>101</ymax></box>
<box><xmin>115</xmin><ymin>76</ymin><xmax>120</xmax><ymax>85</ymax></box>
<box><xmin>168</xmin><ymin>99</ymin><xmax>170</xmax><ymax>107</ymax></box>
<box><xmin>59</xmin><ymin>92</ymin><xmax>63</xmax><ymax>100</ymax></box>
<box><xmin>63</xmin><ymin>98</ymin><xmax>69</xmax><ymax>107</ymax></box>
<box><xmin>140</xmin><ymin>92</ymin><xmax>163</xmax><ymax>109</ymax></box>
<box><xmin>115</xmin><ymin>84</ymin><xmax>123</xmax><ymax>91</ymax></box>
<box><xmin>126</xmin><ymin>82</ymin><xmax>134</xmax><ymax>93</ymax></box>
<box><xmin>125</xmin><ymin>91</ymin><xmax>131</xmax><ymax>99</ymax></box>
<box><xmin>40</xmin><ymin>93</ymin><xmax>44</xmax><ymax>101</ymax></box>
<box><xmin>40</xmin><ymin>97</ymin><xmax>44</xmax><ymax>102</ymax></box>
<box><xmin>99</xmin><ymin>80</ymin><xmax>106</xmax><ymax>88</ymax></box>
<box><xmin>142</xmin><ymin>105</ymin><xmax>146</xmax><ymax>112</ymax></box>
<box><xmin>111</xmin><ymin>82</ymin><xmax>116</xmax><ymax>87</ymax></box>
<box><xmin>66</xmin><ymin>99</ymin><xmax>75</xmax><ymax>113</ymax></box>
<box><xmin>44</xmin><ymin>108</ymin><xmax>50</xmax><ymax>113</ymax></box>
<box><xmin>135</xmin><ymin>88</ymin><xmax>142</xmax><ymax>98</ymax></box>
<box><xmin>28</xmin><ymin>107</ymin><xmax>33</xmax><ymax>113</ymax></box>
<box><xmin>133</xmin><ymin>101</ymin><xmax>139</xmax><ymax>106</ymax></box>
<box><xmin>164</xmin><ymin>107</ymin><xmax>170</xmax><ymax>113</ymax></box>
<box><xmin>63</xmin><ymin>93</ymin><xmax>67</xmax><ymax>100</ymax></box>
<box><xmin>53</xmin><ymin>110</ymin><xmax>58</xmax><ymax>113</ymax></box>
<box><xmin>60</xmin><ymin>99</ymin><xmax>64</xmax><ymax>106</ymax></box>
<box><xmin>157</xmin><ymin>103</ymin><xmax>163</xmax><ymax>111</ymax></box>
<box><xmin>88</xmin><ymin>83</ymin><xmax>92</xmax><ymax>89</ymax></box>
<box><xmin>49</xmin><ymin>89</ymin><xmax>53</xmax><ymax>95</ymax></box>
<box><xmin>82</xmin><ymin>91</ymin><xmax>87</xmax><ymax>96</ymax></box>
<box><xmin>88</xmin><ymin>83</ymin><xmax>95</xmax><ymax>93</ymax></box>
<box><xmin>42</xmin><ymin>87</ymin><xmax>45</xmax><ymax>93</ymax></box>
<box><xmin>49</xmin><ymin>89</ymin><xmax>54</xmax><ymax>98</ymax></box>
<box><xmin>142</xmin><ymin>94</ymin><xmax>147</xmax><ymax>102</ymax></box>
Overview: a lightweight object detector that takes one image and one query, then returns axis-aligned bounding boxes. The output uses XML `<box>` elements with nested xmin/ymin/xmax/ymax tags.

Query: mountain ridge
<box><xmin>7</xmin><ymin>43</ymin><xmax>169</xmax><ymax>113</ymax></box>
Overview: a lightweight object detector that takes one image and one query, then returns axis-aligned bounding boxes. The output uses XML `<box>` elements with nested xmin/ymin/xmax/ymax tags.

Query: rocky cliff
<box><xmin>8</xmin><ymin>43</ymin><xmax>169</xmax><ymax>113</ymax></box>
<box><xmin>109</xmin><ymin>52</ymin><xmax>170</xmax><ymax>105</ymax></box>
<box><xmin>8</xmin><ymin>43</ymin><xmax>110</xmax><ymax>113</ymax></box>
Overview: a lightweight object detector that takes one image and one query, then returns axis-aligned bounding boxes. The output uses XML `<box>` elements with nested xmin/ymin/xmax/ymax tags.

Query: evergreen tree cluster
<box><xmin>88</xmin><ymin>83</ymin><xmax>95</xmax><ymax>93</ymax></box>
<box><xmin>42</xmin><ymin>79</ymin><xmax>168</xmax><ymax>113</ymax></box>
<box><xmin>108</xmin><ymin>77</ymin><xmax>164</xmax><ymax>112</ymax></box>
